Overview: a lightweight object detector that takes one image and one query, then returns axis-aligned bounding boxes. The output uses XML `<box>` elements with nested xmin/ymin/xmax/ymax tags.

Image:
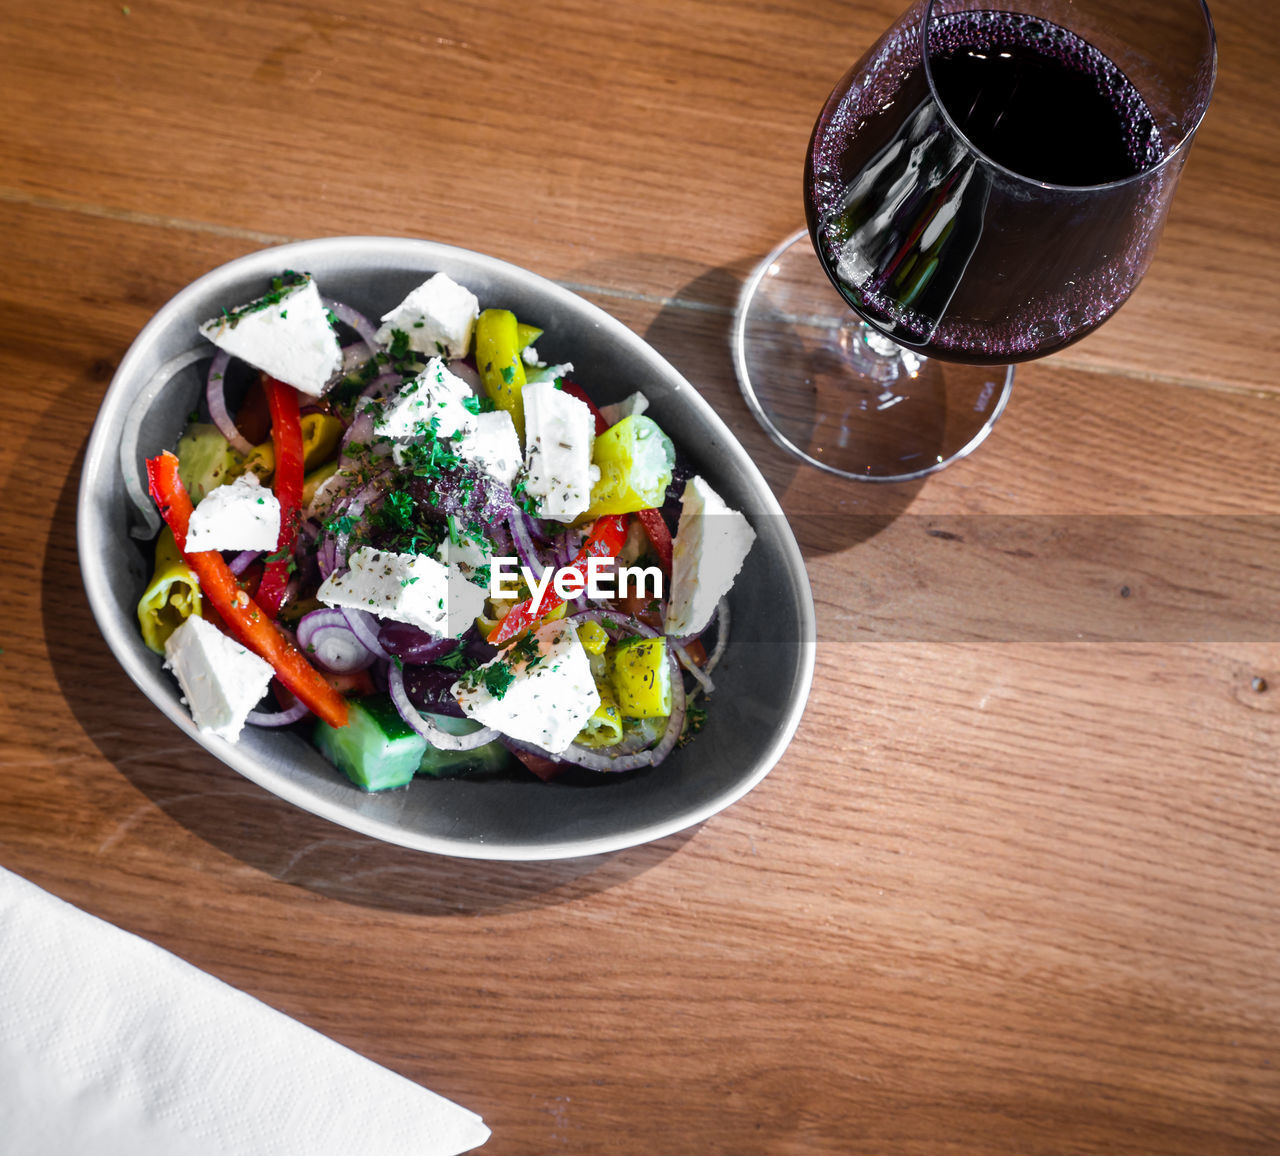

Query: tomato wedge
<box><xmin>635</xmin><ymin>508</ymin><xmax>673</xmax><ymax>571</ymax></box>
<box><xmin>559</xmin><ymin>381</ymin><xmax>608</xmax><ymax>435</ymax></box>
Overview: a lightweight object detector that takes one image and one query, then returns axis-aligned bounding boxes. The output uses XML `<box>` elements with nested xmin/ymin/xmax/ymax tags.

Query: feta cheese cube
<box><xmin>455</xmin><ymin>409</ymin><xmax>522</xmax><ymax>488</ymax></box>
<box><xmin>452</xmin><ymin>621</ymin><xmax>601</xmax><ymax>753</ymax></box>
<box><xmin>375</xmin><ymin>272</ymin><xmax>479</xmax><ymax>360</ymax></box>
<box><xmin>522</xmin><ymin>380</ymin><xmax>599</xmax><ymax>523</ymax></box>
<box><xmin>163</xmin><ymin>615</ymin><xmax>274</xmax><ymax>743</ymax></box>
<box><xmin>199</xmin><ymin>275</ymin><xmax>342</xmax><ymax>397</ymax></box>
<box><xmin>184</xmin><ymin>473</ymin><xmax>280</xmax><ymax>553</ymax></box>
<box><xmin>664</xmin><ymin>476</ymin><xmax>756</xmax><ymax>637</ymax></box>
<box><xmin>599</xmin><ymin>390</ymin><xmax>650</xmax><ymax>427</ymax></box>
<box><xmin>437</xmin><ymin>530</ymin><xmax>492</xmax><ymax>591</ymax></box>
<box><xmin>434</xmin><ymin>529</ymin><xmax>496</xmax><ymax>627</ymax></box>
<box><xmin>375</xmin><ymin>358</ymin><xmax>477</xmax><ymax>443</ymax></box>
<box><xmin>316</xmin><ymin>545</ymin><xmax>484</xmax><ymax>638</ymax></box>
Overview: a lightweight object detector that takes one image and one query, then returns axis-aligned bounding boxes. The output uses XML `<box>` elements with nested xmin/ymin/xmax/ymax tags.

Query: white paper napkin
<box><xmin>0</xmin><ymin>866</ymin><xmax>489</xmax><ymax>1155</ymax></box>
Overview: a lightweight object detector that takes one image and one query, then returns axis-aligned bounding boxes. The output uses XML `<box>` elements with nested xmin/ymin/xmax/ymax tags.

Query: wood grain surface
<box><xmin>1</xmin><ymin>1</ymin><xmax>1278</xmax><ymax>1152</ymax></box>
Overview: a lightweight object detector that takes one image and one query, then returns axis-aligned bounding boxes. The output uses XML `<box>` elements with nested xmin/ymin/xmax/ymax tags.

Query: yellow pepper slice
<box><xmin>240</xmin><ymin>441</ymin><xmax>274</xmax><ymax>483</ymax></box>
<box><xmin>476</xmin><ymin>308</ymin><xmax>528</xmax><ymax>440</ymax></box>
<box><xmin>576</xmin><ymin>620</ymin><xmax>610</xmax><ymax>656</ymax></box>
<box><xmin>243</xmin><ymin>413</ymin><xmax>345</xmax><ymax>482</ymax></box>
<box><xmin>610</xmin><ymin>637</ymin><xmax>672</xmax><ymax>719</ymax></box>
<box><xmin>516</xmin><ymin>321</ymin><xmax>543</xmax><ymax>352</ymax></box>
<box><xmin>302</xmin><ymin>459</ymin><xmax>340</xmax><ymax>509</ymax></box>
<box><xmin>301</xmin><ymin>413</ymin><xmax>344</xmax><ymax>468</ymax></box>
<box><xmin>136</xmin><ymin>527</ymin><xmax>202</xmax><ymax>654</ymax></box>
<box><xmin>585</xmin><ymin>415</ymin><xmax>675</xmax><ymax>519</ymax></box>
<box><xmin>576</xmin><ymin>685</ymin><xmax>625</xmax><ymax>748</ymax></box>
<box><xmin>176</xmin><ymin>423</ymin><xmax>244</xmax><ymax>502</ymax></box>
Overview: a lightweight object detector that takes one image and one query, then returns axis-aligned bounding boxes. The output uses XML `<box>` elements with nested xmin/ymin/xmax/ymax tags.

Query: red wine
<box><xmin>806</xmin><ymin>10</ymin><xmax>1171</xmax><ymax>363</ymax></box>
<box><xmin>929</xmin><ymin>13</ymin><xmax>1161</xmax><ymax>185</ymax></box>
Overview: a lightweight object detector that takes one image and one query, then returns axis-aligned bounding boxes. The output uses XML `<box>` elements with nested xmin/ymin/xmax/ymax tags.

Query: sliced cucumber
<box><xmin>418</xmin><ymin>713</ymin><xmax>516</xmax><ymax>778</ymax></box>
<box><xmin>315</xmin><ymin>694</ymin><xmax>428</xmax><ymax>792</ymax></box>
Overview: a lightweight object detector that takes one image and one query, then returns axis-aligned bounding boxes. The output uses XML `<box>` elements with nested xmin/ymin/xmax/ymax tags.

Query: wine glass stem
<box><xmin>843</xmin><ymin>319</ymin><xmax>925</xmax><ymax>385</ymax></box>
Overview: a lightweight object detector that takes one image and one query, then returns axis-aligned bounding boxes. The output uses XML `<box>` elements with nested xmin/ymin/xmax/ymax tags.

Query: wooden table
<box><xmin>2</xmin><ymin>1</ymin><xmax>1277</xmax><ymax>1151</ymax></box>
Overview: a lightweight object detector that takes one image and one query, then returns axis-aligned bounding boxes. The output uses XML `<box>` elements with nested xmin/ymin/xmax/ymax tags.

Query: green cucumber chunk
<box><xmin>418</xmin><ymin>713</ymin><xmax>515</xmax><ymax>778</ymax></box>
<box><xmin>315</xmin><ymin>693</ymin><xmax>428</xmax><ymax>791</ymax></box>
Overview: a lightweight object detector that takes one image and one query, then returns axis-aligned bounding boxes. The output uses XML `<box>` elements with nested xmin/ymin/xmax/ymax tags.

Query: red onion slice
<box><xmin>378</xmin><ymin>622</ymin><xmax>461</xmax><ymax>664</ymax></box>
<box><xmin>341</xmin><ymin>344</ymin><xmax>369</xmax><ymax>376</ymax></box>
<box><xmin>705</xmin><ymin>597</ymin><xmax>730</xmax><ymax>674</ymax></box>
<box><xmin>353</xmin><ymin>373</ymin><xmax>402</xmax><ymax>404</ymax></box>
<box><xmin>228</xmin><ymin>550</ymin><xmax>260</xmax><ymax>576</ymax></box>
<box><xmin>320</xmin><ymin>491</ymin><xmax>371</xmax><ymax>579</ymax></box>
<box><xmin>323</xmin><ymin>298</ymin><xmax>380</xmax><ymax>355</ymax></box>
<box><xmin>205</xmin><ymin>349</ymin><xmax>255</xmax><ymax>456</ymax></box>
<box><xmin>295</xmin><ymin>608</ymin><xmax>377</xmax><ymax>672</ymax></box>
<box><xmin>337</xmin><ymin>606</ymin><xmax>392</xmax><ymax>662</ymax></box>
<box><xmin>564</xmin><ymin>608</ymin><xmax>661</xmax><ymax>640</ymax></box>
<box><xmin>246</xmin><ymin>698</ymin><xmax>310</xmax><ymax>728</ymax></box>
<box><xmin>674</xmin><ymin>643</ymin><xmax>715</xmax><ymax>697</ymax></box>
<box><xmin>387</xmin><ymin>663</ymin><xmax>499</xmax><ymax>750</ymax></box>
<box><xmin>448</xmin><ymin>359</ymin><xmax>483</xmax><ymax>394</ymax></box>
<box><xmin>316</xmin><ymin>534</ymin><xmax>338</xmax><ymax>581</ymax></box>
<box><xmin>341</xmin><ymin>407</ymin><xmax>376</xmax><ymax>456</ymax></box>
<box><xmin>506</xmin><ymin>512</ymin><xmax>548</xmax><ymax>580</ymax></box>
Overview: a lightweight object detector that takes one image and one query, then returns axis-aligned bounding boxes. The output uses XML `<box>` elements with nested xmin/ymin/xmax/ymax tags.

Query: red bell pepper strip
<box><xmin>488</xmin><ymin>514</ymin><xmax>630</xmax><ymax>645</ymax></box>
<box><xmin>146</xmin><ymin>451</ymin><xmax>349</xmax><ymax>730</ymax></box>
<box><xmin>635</xmin><ymin>508</ymin><xmax>673</xmax><ymax>571</ymax></box>
<box><xmin>559</xmin><ymin>381</ymin><xmax>608</xmax><ymax>435</ymax></box>
<box><xmin>256</xmin><ymin>376</ymin><xmax>305</xmax><ymax>617</ymax></box>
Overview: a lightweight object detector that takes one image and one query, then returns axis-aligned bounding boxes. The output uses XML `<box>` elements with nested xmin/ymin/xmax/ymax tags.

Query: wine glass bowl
<box><xmin>735</xmin><ymin>0</ymin><xmax>1215</xmax><ymax>481</ymax></box>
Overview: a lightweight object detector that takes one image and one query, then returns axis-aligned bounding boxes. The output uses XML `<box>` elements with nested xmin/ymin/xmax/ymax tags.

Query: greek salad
<box><xmin>139</xmin><ymin>269</ymin><xmax>755</xmax><ymax>789</ymax></box>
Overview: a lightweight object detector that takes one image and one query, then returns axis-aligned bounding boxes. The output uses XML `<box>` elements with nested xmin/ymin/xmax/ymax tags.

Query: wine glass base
<box><xmin>732</xmin><ymin>229</ymin><xmax>1013</xmax><ymax>483</ymax></box>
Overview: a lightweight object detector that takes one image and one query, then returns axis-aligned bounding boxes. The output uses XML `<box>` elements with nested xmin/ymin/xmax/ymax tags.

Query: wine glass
<box><xmin>734</xmin><ymin>0</ymin><xmax>1216</xmax><ymax>481</ymax></box>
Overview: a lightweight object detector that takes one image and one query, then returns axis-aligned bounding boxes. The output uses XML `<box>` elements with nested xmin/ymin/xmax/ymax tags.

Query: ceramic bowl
<box><xmin>78</xmin><ymin>237</ymin><xmax>815</xmax><ymax>860</ymax></box>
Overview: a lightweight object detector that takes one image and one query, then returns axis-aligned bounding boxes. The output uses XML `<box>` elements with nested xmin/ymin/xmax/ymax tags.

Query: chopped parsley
<box><xmin>463</xmin><ymin>659</ymin><xmax>514</xmax><ymax>700</ymax></box>
<box><xmin>436</xmin><ymin>646</ymin><xmax>474</xmax><ymax>672</ymax></box>
<box><xmin>510</xmin><ymin>475</ymin><xmax>539</xmax><ymax>516</ymax></box>
<box><xmin>395</xmin><ymin>413</ymin><xmax>462</xmax><ymax>480</ymax></box>
<box><xmin>215</xmin><ymin>270</ymin><xmax>307</xmax><ymax>330</ymax></box>
<box><xmin>509</xmin><ymin>632</ymin><xmax>541</xmax><ymax>666</ymax></box>
<box><xmin>388</xmin><ymin>328</ymin><xmax>411</xmax><ymax>360</ymax></box>
<box><xmin>678</xmin><ymin>704</ymin><xmax>708</xmax><ymax>747</ymax></box>
<box><xmin>382</xmin><ymin>490</ymin><xmax>415</xmax><ymax>532</ymax></box>
<box><xmin>364</xmin><ymin>489</ymin><xmax>447</xmax><ymax>557</ymax></box>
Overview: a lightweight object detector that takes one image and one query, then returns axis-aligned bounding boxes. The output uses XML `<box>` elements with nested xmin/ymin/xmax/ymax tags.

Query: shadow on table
<box><xmin>42</xmin><ymin>441</ymin><xmax>694</xmax><ymax>918</ymax></box>
<box><xmin>568</xmin><ymin>252</ymin><xmax>926</xmax><ymax>559</ymax></box>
